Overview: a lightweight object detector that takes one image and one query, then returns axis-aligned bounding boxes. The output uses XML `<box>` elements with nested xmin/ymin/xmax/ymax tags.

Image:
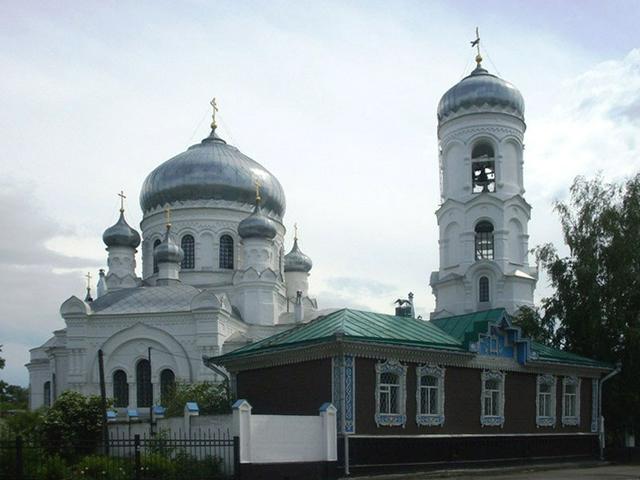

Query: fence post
<box><xmin>15</xmin><ymin>435</ymin><xmax>23</xmax><ymax>480</ymax></box>
<box><xmin>134</xmin><ymin>434</ymin><xmax>141</xmax><ymax>480</ymax></box>
<box><xmin>233</xmin><ymin>436</ymin><xmax>241</xmax><ymax>479</ymax></box>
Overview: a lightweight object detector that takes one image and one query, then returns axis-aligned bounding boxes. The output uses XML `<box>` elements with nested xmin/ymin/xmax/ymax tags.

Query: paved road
<box><xmin>350</xmin><ymin>464</ymin><xmax>640</xmax><ymax>480</ymax></box>
<box><xmin>443</xmin><ymin>465</ymin><xmax>640</xmax><ymax>479</ymax></box>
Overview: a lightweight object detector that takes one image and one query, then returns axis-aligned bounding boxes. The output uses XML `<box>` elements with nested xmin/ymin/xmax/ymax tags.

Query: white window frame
<box><xmin>416</xmin><ymin>365</ymin><xmax>445</xmax><ymax>427</ymax></box>
<box><xmin>562</xmin><ymin>376</ymin><xmax>581</xmax><ymax>426</ymax></box>
<box><xmin>536</xmin><ymin>374</ymin><xmax>556</xmax><ymax>427</ymax></box>
<box><xmin>375</xmin><ymin>359</ymin><xmax>407</xmax><ymax>427</ymax></box>
<box><xmin>480</xmin><ymin>370</ymin><xmax>505</xmax><ymax>427</ymax></box>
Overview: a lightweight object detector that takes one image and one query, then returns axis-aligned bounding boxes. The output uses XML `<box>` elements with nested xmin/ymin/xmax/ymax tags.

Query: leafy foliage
<box><xmin>163</xmin><ymin>382</ymin><xmax>231</xmax><ymax>417</ymax></box>
<box><xmin>534</xmin><ymin>173</ymin><xmax>640</xmax><ymax>440</ymax></box>
<box><xmin>40</xmin><ymin>391</ymin><xmax>108</xmax><ymax>458</ymax></box>
<box><xmin>0</xmin><ymin>345</ymin><xmax>5</xmax><ymax>370</ymax></box>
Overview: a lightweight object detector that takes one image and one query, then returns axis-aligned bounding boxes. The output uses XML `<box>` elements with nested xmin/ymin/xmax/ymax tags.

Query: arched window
<box><xmin>181</xmin><ymin>235</ymin><xmax>195</xmax><ymax>269</ymax></box>
<box><xmin>374</xmin><ymin>359</ymin><xmax>407</xmax><ymax>427</ymax></box>
<box><xmin>43</xmin><ymin>381</ymin><xmax>51</xmax><ymax>407</ymax></box>
<box><xmin>136</xmin><ymin>359</ymin><xmax>152</xmax><ymax>408</ymax></box>
<box><xmin>113</xmin><ymin>370</ymin><xmax>129</xmax><ymax>408</ymax></box>
<box><xmin>479</xmin><ymin>276</ymin><xmax>490</xmax><ymax>303</ymax></box>
<box><xmin>475</xmin><ymin>221</ymin><xmax>494</xmax><ymax>260</ymax></box>
<box><xmin>160</xmin><ymin>369</ymin><xmax>175</xmax><ymax>406</ymax></box>
<box><xmin>471</xmin><ymin>142</ymin><xmax>496</xmax><ymax>193</ymax></box>
<box><xmin>152</xmin><ymin>239</ymin><xmax>162</xmax><ymax>273</ymax></box>
<box><xmin>219</xmin><ymin>235</ymin><xmax>234</xmax><ymax>269</ymax></box>
<box><xmin>416</xmin><ymin>365</ymin><xmax>445</xmax><ymax>426</ymax></box>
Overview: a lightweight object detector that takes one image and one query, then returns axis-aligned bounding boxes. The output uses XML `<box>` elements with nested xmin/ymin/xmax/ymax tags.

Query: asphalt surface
<box><xmin>345</xmin><ymin>463</ymin><xmax>640</xmax><ymax>480</ymax></box>
<box><xmin>445</xmin><ymin>464</ymin><xmax>640</xmax><ymax>479</ymax></box>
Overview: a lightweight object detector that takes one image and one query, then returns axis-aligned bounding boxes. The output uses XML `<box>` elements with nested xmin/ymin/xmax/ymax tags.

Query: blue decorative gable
<box><xmin>468</xmin><ymin>311</ymin><xmax>535</xmax><ymax>365</ymax></box>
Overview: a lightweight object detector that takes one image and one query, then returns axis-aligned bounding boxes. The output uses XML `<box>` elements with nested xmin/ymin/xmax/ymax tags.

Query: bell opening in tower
<box><xmin>471</xmin><ymin>143</ymin><xmax>496</xmax><ymax>193</ymax></box>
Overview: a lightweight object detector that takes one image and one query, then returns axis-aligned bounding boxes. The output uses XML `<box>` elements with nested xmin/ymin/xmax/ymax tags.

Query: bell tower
<box><xmin>430</xmin><ymin>35</ymin><xmax>537</xmax><ymax>318</ymax></box>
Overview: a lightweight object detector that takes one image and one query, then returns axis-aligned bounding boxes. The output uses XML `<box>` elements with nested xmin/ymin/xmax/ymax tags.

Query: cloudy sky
<box><xmin>1</xmin><ymin>1</ymin><xmax>639</xmax><ymax>386</ymax></box>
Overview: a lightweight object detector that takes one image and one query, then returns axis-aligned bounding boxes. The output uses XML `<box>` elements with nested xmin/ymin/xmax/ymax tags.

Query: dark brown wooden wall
<box><xmin>236</xmin><ymin>359</ymin><xmax>332</xmax><ymax>415</ymax></box>
<box><xmin>354</xmin><ymin>357</ymin><xmax>593</xmax><ymax>435</ymax></box>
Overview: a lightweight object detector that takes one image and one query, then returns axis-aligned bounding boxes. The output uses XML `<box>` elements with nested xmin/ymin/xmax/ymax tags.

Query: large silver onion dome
<box><xmin>438</xmin><ymin>64</ymin><xmax>524</xmax><ymax>122</ymax></box>
<box><xmin>140</xmin><ymin>129</ymin><xmax>286</xmax><ymax>217</ymax></box>
<box><xmin>103</xmin><ymin>210</ymin><xmax>141</xmax><ymax>248</ymax></box>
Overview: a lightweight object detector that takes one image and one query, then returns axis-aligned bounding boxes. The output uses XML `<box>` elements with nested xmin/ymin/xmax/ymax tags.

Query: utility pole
<box><xmin>148</xmin><ymin>347</ymin><xmax>154</xmax><ymax>436</ymax></box>
<box><xmin>97</xmin><ymin>349</ymin><xmax>109</xmax><ymax>454</ymax></box>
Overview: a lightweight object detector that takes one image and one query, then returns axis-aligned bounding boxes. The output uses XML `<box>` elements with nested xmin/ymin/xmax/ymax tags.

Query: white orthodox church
<box><xmin>28</xmin><ymin>52</ymin><xmax>537</xmax><ymax>410</ymax></box>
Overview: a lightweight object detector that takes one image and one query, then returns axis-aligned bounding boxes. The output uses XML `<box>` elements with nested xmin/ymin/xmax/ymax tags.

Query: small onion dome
<box><xmin>238</xmin><ymin>199</ymin><xmax>277</xmax><ymax>239</ymax></box>
<box><xmin>154</xmin><ymin>225</ymin><xmax>184</xmax><ymax>264</ymax></box>
<box><xmin>284</xmin><ymin>238</ymin><xmax>312</xmax><ymax>273</ymax></box>
<box><xmin>103</xmin><ymin>210</ymin><xmax>141</xmax><ymax>248</ymax></box>
<box><xmin>437</xmin><ymin>64</ymin><xmax>524</xmax><ymax>122</ymax></box>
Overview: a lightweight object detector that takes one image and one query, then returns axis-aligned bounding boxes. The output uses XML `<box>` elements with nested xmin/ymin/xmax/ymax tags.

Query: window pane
<box><xmin>113</xmin><ymin>370</ymin><xmax>129</xmax><ymax>408</ymax></box>
<box><xmin>479</xmin><ymin>277</ymin><xmax>490</xmax><ymax>302</ymax></box>
<box><xmin>219</xmin><ymin>235</ymin><xmax>234</xmax><ymax>269</ymax></box>
<box><xmin>475</xmin><ymin>222</ymin><xmax>494</xmax><ymax>260</ymax></box>
<box><xmin>389</xmin><ymin>385</ymin><xmax>398</xmax><ymax>413</ymax></box>
<box><xmin>136</xmin><ymin>359</ymin><xmax>152</xmax><ymax>408</ymax></box>
<box><xmin>421</xmin><ymin>375</ymin><xmax>437</xmax><ymax>387</ymax></box>
<box><xmin>160</xmin><ymin>369</ymin><xmax>175</xmax><ymax>406</ymax></box>
<box><xmin>491</xmin><ymin>390</ymin><xmax>500</xmax><ymax>415</ymax></box>
<box><xmin>153</xmin><ymin>239</ymin><xmax>162</xmax><ymax>273</ymax></box>
<box><xmin>540</xmin><ymin>383</ymin><xmax>551</xmax><ymax>393</ymax></box>
<box><xmin>429</xmin><ymin>388</ymin><xmax>438</xmax><ymax>414</ymax></box>
<box><xmin>381</xmin><ymin>372</ymin><xmax>398</xmax><ymax>385</ymax></box>
<box><xmin>181</xmin><ymin>235</ymin><xmax>195</xmax><ymax>270</ymax></box>
<box><xmin>566</xmin><ymin>384</ymin><xmax>576</xmax><ymax>394</ymax></box>
<box><xmin>486</xmin><ymin>379</ymin><xmax>498</xmax><ymax>390</ymax></box>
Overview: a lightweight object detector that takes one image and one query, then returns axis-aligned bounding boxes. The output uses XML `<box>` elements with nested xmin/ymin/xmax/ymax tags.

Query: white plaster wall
<box><xmin>139</xmin><ymin>202</ymin><xmax>285</xmax><ymax>287</ymax></box>
<box><xmin>431</xmin><ymin>108</ymin><xmax>536</xmax><ymax>317</ymax></box>
<box><xmin>250</xmin><ymin>415</ymin><xmax>324</xmax><ymax>463</ymax></box>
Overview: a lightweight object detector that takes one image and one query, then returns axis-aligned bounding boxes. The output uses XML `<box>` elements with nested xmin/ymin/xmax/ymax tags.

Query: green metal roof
<box><xmin>430</xmin><ymin>308</ymin><xmax>507</xmax><ymax>348</ymax></box>
<box><xmin>431</xmin><ymin>308</ymin><xmax>612</xmax><ymax>369</ymax></box>
<box><xmin>531</xmin><ymin>341</ymin><xmax>613</xmax><ymax>369</ymax></box>
<box><xmin>213</xmin><ymin>308</ymin><xmax>466</xmax><ymax>362</ymax></box>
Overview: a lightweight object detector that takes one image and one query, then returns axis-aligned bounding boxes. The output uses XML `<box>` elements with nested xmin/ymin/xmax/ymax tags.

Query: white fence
<box><xmin>233</xmin><ymin>399</ymin><xmax>337</xmax><ymax>464</ymax></box>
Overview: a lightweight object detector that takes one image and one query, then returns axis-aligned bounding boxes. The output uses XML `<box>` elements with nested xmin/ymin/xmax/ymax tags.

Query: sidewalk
<box><xmin>339</xmin><ymin>460</ymin><xmax>640</xmax><ymax>479</ymax></box>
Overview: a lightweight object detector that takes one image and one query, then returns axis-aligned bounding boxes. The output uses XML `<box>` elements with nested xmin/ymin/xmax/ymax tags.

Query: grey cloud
<box><xmin>609</xmin><ymin>96</ymin><xmax>640</xmax><ymax>124</ymax></box>
<box><xmin>0</xmin><ymin>182</ymin><xmax>99</xmax><ymax>268</ymax></box>
<box><xmin>0</xmin><ymin>184</ymin><xmax>102</xmax><ymax>385</ymax></box>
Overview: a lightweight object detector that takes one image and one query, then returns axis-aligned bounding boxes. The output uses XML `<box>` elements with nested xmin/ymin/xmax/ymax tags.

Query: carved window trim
<box><xmin>481</xmin><ymin>370</ymin><xmax>505</xmax><ymax>427</ymax></box>
<box><xmin>536</xmin><ymin>374</ymin><xmax>556</xmax><ymax>428</ymax></box>
<box><xmin>375</xmin><ymin>359</ymin><xmax>407</xmax><ymax>427</ymax></box>
<box><xmin>416</xmin><ymin>365</ymin><xmax>445</xmax><ymax>427</ymax></box>
<box><xmin>562</xmin><ymin>376</ymin><xmax>581</xmax><ymax>426</ymax></box>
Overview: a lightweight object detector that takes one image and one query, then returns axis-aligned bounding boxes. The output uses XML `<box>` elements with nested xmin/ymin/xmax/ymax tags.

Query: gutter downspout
<box><xmin>599</xmin><ymin>362</ymin><xmax>622</xmax><ymax>460</ymax></box>
<box><xmin>202</xmin><ymin>357</ymin><xmax>233</xmax><ymax>396</ymax></box>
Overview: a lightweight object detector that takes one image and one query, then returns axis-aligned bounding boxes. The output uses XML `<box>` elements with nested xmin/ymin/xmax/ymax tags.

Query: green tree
<box><xmin>536</xmin><ymin>173</ymin><xmax>640</xmax><ymax>442</ymax></box>
<box><xmin>511</xmin><ymin>305</ymin><xmax>556</xmax><ymax>346</ymax></box>
<box><xmin>0</xmin><ymin>345</ymin><xmax>5</xmax><ymax>370</ymax></box>
<box><xmin>40</xmin><ymin>391</ymin><xmax>108</xmax><ymax>458</ymax></box>
<box><xmin>163</xmin><ymin>382</ymin><xmax>231</xmax><ymax>418</ymax></box>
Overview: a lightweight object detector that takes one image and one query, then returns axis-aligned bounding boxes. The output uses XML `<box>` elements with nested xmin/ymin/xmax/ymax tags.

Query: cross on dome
<box><xmin>118</xmin><ymin>190</ymin><xmax>126</xmax><ymax>212</ymax></box>
<box><xmin>210</xmin><ymin>97</ymin><xmax>219</xmax><ymax>131</ymax></box>
<box><xmin>470</xmin><ymin>27</ymin><xmax>482</xmax><ymax>65</ymax></box>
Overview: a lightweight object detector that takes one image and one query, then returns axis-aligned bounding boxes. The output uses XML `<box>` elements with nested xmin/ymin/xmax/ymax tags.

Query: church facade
<box><xmin>27</xmin><ymin>111</ymin><xmax>317</xmax><ymax>411</ymax></box>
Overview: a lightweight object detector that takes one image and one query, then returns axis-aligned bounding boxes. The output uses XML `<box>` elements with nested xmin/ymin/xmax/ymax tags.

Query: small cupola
<box><xmin>284</xmin><ymin>237</ymin><xmax>312</xmax><ymax>273</ymax></box>
<box><xmin>102</xmin><ymin>208</ymin><xmax>141</xmax><ymax>249</ymax></box>
<box><xmin>238</xmin><ymin>182</ymin><xmax>277</xmax><ymax>240</ymax></box>
<box><xmin>154</xmin><ymin>224</ymin><xmax>184</xmax><ymax>265</ymax></box>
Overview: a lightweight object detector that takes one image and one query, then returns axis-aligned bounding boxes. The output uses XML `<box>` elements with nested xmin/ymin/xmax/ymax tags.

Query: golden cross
<box><xmin>118</xmin><ymin>190</ymin><xmax>126</xmax><ymax>212</ymax></box>
<box><xmin>210</xmin><ymin>97</ymin><xmax>218</xmax><ymax>130</ymax></box>
<box><xmin>471</xmin><ymin>27</ymin><xmax>482</xmax><ymax>65</ymax></box>
<box><xmin>164</xmin><ymin>207</ymin><xmax>172</xmax><ymax>227</ymax></box>
<box><xmin>85</xmin><ymin>271</ymin><xmax>92</xmax><ymax>289</ymax></box>
<box><xmin>254</xmin><ymin>178</ymin><xmax>262</xmax><ymax>203</ymax></box>
<box><xmin>294</xmin><ymin>222</ymin><xmax>298</xmax><ymax>240</ymax></box>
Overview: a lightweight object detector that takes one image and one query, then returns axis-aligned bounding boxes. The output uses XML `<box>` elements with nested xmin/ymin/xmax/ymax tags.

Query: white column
<box><xmin>232</xmin><ymin>399</ymin><xmax>253</xmax><ymax>463</ymax></box>
<box><xmin>319</xmin><ymin>403</ymin><xmax>338</xmax><ymax>461</ymax></box>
